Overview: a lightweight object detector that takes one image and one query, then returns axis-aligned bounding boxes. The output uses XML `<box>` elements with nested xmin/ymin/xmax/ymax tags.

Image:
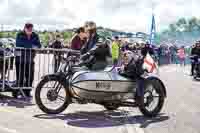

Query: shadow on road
<box><xmin>0</xmin><ymin>93</ymin><xmax>34</xmax><ymax>108</ymax></box>
<box><xmin>34</xmin><ymin>110</ymin><xmax>169</xmax><ymax>128</ymax></box>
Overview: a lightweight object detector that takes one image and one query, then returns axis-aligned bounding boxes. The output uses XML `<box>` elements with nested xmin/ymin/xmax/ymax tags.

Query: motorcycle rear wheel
<box><xmin>35</xmin><ymin>76</ymin><xmax>70</xmax><ymax>114</ymax></box>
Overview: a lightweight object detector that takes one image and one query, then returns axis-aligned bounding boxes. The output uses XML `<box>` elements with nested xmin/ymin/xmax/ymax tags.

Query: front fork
<box><xmin>52</xmin><ymin>73</ymin><xmax>70</xmax><ymax>94</ymax></box>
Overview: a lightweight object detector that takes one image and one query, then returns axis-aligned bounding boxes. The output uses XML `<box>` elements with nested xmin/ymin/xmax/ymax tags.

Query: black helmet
<box><xmin>96</xmin><ymin>36</ymin><xmax>106</xmax><ymax>46</ymax></box>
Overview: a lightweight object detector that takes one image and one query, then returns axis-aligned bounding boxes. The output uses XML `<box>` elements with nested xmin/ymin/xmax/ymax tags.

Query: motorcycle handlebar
<box><xmin>190</xmin><ymin>55</ymin><xmax>200</xmax><ymax>59</ymax></box>
<box><xmin>68</xmin><ymin>50</ymin><xmax>81</xmax><ymax>56</ymax></box>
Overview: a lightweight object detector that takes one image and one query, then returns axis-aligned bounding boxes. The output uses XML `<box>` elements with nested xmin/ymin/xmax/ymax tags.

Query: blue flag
<box><xmin>150</xmin><ymin>14</ymin><xmax>156</xmax><ymax>45</ymax></box>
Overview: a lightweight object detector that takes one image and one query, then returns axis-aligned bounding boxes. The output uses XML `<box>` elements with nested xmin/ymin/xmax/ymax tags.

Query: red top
<box><xmin>70</xmin><ymin>35</ymin><xmax>85</xmax><ymax>50</ymax></box>
<box><xmin>177</xmin><ymin>48</ymin><xmax>185</xmax><ymax>59</ymax></box>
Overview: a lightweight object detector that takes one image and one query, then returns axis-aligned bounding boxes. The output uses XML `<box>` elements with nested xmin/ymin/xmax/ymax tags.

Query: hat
<box><xmin>96</xmin><ymin>36</ymin><xmax>107</xmax><ymax>46</ymax></box>
<box><xmin>84</xmin><ymin>21</ymin><xmax>96</xmax><ymax>30</ymax></box>
<box><xmin>25</xmin><ymin>23</ymin><xmax>33</xmax><ymax>29</ymax></box>
<box><xmin>114</xmin><ymin>36</ymin><xmax>119</xmax><ymax>40</ymax></box>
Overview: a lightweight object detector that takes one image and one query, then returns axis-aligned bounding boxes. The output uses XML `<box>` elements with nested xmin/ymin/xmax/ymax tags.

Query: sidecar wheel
<box><xmin>35</xmin><ymin>76</ymin><xmax>70</xmax><ymax>114</ymax></box>
<box><xmin>138</xmin><ymin>79</ymin><xmax>165</xmax><ymax>117</ymax></box>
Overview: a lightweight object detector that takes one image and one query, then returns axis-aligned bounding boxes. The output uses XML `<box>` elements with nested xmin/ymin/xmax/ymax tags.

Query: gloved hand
<box><xmin>81</xmin><ymin>53</ymin><xmax>90</xmax><ymax>61</ymax></box>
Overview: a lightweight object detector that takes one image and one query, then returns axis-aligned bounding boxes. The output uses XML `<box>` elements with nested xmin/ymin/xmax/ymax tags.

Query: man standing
<box><xmin>111</xmin><ymin>36</ymin><xmax>120</xmax><ymax>66</ymax></box>
<box><xmin>14</xmin><ymin>23</ymin><xmax>41</xmax><ymax>98</ymax></box>
<box><xmin>49</xmin><ymin>34</ymin><xmax>63</xmax><ymax>73</ymax></box>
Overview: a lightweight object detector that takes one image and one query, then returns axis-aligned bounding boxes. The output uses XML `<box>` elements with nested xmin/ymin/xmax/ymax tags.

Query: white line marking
<box><xmin>0</xmin><ymin>125</ymin><xmax>19</xmax><ymax>133</ymax></box>
<box><xmin>121</xmin><ymin>108</ymin><xmax>145</xmax><ymax>133</ymax></box>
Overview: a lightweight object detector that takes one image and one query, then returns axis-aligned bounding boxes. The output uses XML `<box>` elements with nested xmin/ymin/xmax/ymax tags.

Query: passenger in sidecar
<box><xmin>119</xmin><ymin>50</ymin><xmax>145</xmax><ymax>104</ymax></box>
<box><xmin>119</xmin><ymin>50</ymin><xmax>144</xmax><ymax>79</ymax></box>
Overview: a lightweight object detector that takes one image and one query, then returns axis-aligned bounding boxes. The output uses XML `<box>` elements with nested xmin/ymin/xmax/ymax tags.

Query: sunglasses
<box><xmin>26</xmin><ymin>27</ymin><xmax>33</xmax><ymax>31</ymax></box>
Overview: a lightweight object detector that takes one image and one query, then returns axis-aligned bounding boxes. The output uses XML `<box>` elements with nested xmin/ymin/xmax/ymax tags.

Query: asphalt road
<box><xmin>0</xmin><ymin>65</ymin><xmax>200</xmax><ymax>133</ymax></box>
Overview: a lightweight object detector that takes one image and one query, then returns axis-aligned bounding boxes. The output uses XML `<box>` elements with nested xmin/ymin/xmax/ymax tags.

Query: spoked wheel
<box><xmin>138</xmin><ymin>79</ymin><xmax>165</xmax><ymax>117</ymax></box>
<box><xmin>35</xmin><ymin>76</ymin><xmax>71</xmax><ymax>114</ymax></box>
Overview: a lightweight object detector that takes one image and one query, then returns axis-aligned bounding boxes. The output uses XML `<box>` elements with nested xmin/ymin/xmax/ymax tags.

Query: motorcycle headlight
<box><xmin>198</xmin><ymin>58</ymin><xmax>200</xmax><ymax>62</ymax></box>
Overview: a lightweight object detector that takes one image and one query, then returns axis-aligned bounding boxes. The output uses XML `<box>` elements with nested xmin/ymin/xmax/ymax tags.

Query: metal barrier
<box><xmin>0</xmin><ymin>47</ymin><xmax>78</xmax><ymax>97</ymax></box>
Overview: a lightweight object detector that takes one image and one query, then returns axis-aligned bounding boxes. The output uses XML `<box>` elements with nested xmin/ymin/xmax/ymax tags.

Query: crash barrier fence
<box><xmin>0</xmin><ymin>47</ymin><xmax>191</xmax><ymax>93</ymax></box>
<box><xmin>0</xmin><ymin>48</ymin><xmax>80</xmax><ymax>94</ymax></box>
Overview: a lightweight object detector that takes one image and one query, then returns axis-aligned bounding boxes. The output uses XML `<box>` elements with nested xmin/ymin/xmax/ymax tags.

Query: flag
<box><xmin>143</xmin><ymin>53</ymin><xmax>158</xmax><ymax>74</ymax></box>
<box><xmin>150</xmin><ymin>14</ymin><xmax>156</xmax><ymax>45</ymax></box>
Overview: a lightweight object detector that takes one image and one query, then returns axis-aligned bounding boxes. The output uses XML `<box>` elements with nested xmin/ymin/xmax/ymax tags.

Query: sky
<box><xmin>0</xmin><ymin>0</ymin><xmax>199</xmax><ymax>33</ymax></box>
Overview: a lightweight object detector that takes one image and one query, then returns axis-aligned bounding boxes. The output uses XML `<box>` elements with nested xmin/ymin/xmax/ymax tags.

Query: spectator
<box><xmin>177</xmin><ymin>46</ymin><xmax>186</xmax><ymax>66</ymax></box>
<box><xmin>121</xmin><ymin>41</ymin><xmax>130</xmax><ymax>52</ymax></box>
<box><xmin>111</xmin><ymin>36</ymin><xmax>120</xmax><ymax>66</ymax></box>
<box><xmin>70</xmin><ymin>27</ymin><xmax>87</xmax><ymax>50</ymax></box>
<box><xmin>49</xmin><ymin>35</ymin><xmax>63</xmax><ymax>49</ymax></box>
<box><xmin>49</xmin><ymin>34</ymin><xmax>63</xmax><ymax>73</ymax></box>
<box><xmin>15</xmin><ymin>23</ymin><xmax>41</xmax><ymax>98</ymax></box>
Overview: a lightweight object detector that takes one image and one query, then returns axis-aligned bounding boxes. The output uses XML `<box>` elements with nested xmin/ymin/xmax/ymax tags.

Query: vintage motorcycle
<box><xmin>35</xmin><ymin>50</ymin><xmax>167</xmax><ymax>117</ymax></box>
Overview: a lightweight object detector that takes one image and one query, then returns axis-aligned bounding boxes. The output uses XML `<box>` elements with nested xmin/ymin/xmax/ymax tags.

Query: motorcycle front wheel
<box><xmin>138</xmin><ymin>79</ymin><xmax>165</xmax><ymax>117</ymax></box>
<box><xmin>35</xmin><ymin>76</ymin><xmax>71</xmax><ymax>114</ymax></box>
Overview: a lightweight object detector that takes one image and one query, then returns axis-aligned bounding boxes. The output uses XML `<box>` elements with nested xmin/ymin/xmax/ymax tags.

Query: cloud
<box><xmin>0</xmin><ymin>0</ymin><xmax>199</xmax><ymax>32</ymax></box>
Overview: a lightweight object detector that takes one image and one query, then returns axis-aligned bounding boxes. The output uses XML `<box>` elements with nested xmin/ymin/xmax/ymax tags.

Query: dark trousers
<box><xmin>15</xmin><ymin>61</ymin><xmax>34</xmax><ymax>88</ymax></box>
<box><xmin>137</xmin><ymin>78</ymin><xmax>145</xmax><ymax>97</ymax></box>
<box><xmin>191</xmin><ymin>63</ymin><xmax>195</xmax><ymax>75</ymax></box>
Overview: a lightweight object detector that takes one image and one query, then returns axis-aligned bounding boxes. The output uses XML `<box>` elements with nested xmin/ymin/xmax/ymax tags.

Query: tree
<box><xmin>62</xmin><ymin>32</ymin><xmax>73</xmax><ymax>41</ymax></box>
<box><xmin>0</xmin><ymin>32</ymin><xmax>4</xmax><ymax>38</ymax></box>
<box><xmin>187</xmin><ymin>17</ymin><xmax>199</xmax><ymax>31</ymax></box>
<box><xmin>176</xmin><ymin>18</ymin><xmax>187</xmax><ymax>27</ymax></box>
<box><xmin>176</xmin><ymin>18</ymin><xmax>187</xmax><ymax>32</ymax></box>
<box><xmin>169</xmin><ymin>24</ymin><xmax>177</xmax><ymax>32</ymax></box>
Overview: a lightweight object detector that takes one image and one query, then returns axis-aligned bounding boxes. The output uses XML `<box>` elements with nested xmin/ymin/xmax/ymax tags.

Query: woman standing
<box><xmin>177</xmin><ymin>46</ymin><xmax>186</xmax><ymax>66</ymax></box>
<box><xmin>70</xmin><ymin>27</ymin><xmax>87</xmax><ymax>51</ymax></box>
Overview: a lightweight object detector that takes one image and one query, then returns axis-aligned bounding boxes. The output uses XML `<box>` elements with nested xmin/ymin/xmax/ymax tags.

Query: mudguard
<box><xmin>143</xmin><ymin>75</ymin><xmax>167</xmax><ymax>97</ymax></box>
<box><xmin>41</xmin><ymin>73</ymin><xmax>68</xmax><ymax>84</ymax></box>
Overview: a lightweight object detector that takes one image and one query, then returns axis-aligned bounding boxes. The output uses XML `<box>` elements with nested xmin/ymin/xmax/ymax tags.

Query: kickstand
<box><xmin>18</xmin><ymin>88</ymin><xmax>28</xmax><ymax>99</ymax></box>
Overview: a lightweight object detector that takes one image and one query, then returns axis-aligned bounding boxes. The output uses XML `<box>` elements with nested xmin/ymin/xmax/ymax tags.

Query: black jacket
<box><xmin>141</xmin><ymin>46</ymin><xmax>154</xmax><ymax>57</ymax></box>
<box><xmin>49</xmin><ymin>40</ymin><xmax>63</xmax><ymax>49</ymax></box>
<box><xmin>120</xmin><ymin>58</ymin><xmax>144</xmax><ymax>79</ymax></box>
<box><xmin>191</xmin><ymin>47</ymin><xmax>200</xmax><ymax>56</ymax></box>
<box><xmin>81</xmin><ymin>44</ymin><xmax>110</xmax><ymax>69</ymax></box>
<box><xmin>16</xmin><ymin>31</ymin><xmax>41</xmax><ymax>63</ymax></box>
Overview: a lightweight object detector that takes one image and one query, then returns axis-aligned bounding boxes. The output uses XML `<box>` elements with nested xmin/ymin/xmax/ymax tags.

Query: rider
<box><xmin>81</xmin><ymin>21</ymin><xmax>98</xmax><ymax>55</ymax></box>
<box><xmin>80</xmin><ymin>36</ymin><xmax>111</xmax><ymax>70</ymax></box>
<box><xmin>119</xmin><ymin>50</ymin><xmax>145</xmax><ymax>106</ymax></box>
